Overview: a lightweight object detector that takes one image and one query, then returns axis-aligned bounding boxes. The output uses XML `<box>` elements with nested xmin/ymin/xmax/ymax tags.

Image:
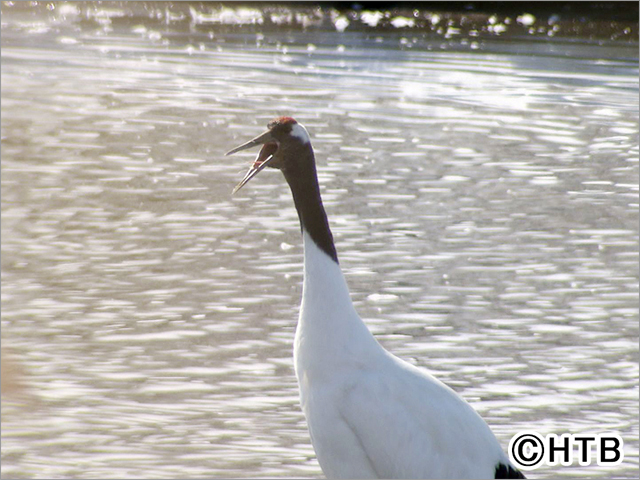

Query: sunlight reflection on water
<box><xmin>2</xmin><ymin>3</ymin><xmax>638</xmax><ymax>479</ymax></box>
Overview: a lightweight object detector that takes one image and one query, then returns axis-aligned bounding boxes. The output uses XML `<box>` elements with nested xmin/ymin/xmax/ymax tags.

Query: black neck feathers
<box><xmin>281</xmin><ymin>144</ymin><xmax>339</xmax><ymax>264</ymax></box>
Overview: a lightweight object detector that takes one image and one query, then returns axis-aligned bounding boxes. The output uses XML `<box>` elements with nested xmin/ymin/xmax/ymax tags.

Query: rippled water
<box><xmin>2</xmin><ymin>4</ymin><xmax>638</xmax><ymax>479</ymax></box>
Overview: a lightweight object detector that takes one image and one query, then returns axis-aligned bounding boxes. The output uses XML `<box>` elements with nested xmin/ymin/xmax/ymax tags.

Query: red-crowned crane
<box><xmin>226</xmin><ymin>117</ymin><xmax>525</xmax><ymax>479</ymax></box>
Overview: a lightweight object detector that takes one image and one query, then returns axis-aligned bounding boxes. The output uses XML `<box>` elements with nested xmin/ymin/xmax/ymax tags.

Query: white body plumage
<box><xmin>295</xmin><ymin>231</ymin><xmax>511</xmax><ymax>479</ymax></box>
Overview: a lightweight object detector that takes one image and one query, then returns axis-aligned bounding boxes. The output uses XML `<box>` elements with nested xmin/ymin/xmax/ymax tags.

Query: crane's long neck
<box><xmin>282</xmin><ymin>149</ymin><xmax>338</xmax><ymax>264</ymax></box>
<box><xmin>284</xmin><ymin>142</ymin><xmax>380</xmax><ymax>376</ymax></box>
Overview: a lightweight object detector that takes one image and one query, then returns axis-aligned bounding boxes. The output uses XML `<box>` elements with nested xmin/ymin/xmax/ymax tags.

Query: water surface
<box><xmin>2</xmin><ymin>4</ymin><xmax>638</xmax><ymax>479</ymax></box>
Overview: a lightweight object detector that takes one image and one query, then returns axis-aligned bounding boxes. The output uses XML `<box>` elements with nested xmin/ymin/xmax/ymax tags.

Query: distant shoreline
<box><xmin>2</xmin><ymin>1</ymin><xmax>637</xmax><ymax>42</ymax></box>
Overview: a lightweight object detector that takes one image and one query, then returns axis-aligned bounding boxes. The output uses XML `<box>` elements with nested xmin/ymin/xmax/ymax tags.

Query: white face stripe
<box><xmin>290</xmin><ymin>123</ymin><xmax>310</xmax><ymax>144</ymax></box>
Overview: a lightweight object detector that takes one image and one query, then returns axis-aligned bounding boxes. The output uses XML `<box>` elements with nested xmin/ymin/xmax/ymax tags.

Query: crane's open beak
<box><xmin>226</xmin><ymin>130</ymin><xmax>278</xmax><ymax>194</ymax></box>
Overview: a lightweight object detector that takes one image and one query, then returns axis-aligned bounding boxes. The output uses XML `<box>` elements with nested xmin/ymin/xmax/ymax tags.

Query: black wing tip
<box><xmin>495</xmin><ymin>462</ymin><xmax>526</xmax><ymax>479</ymax></box>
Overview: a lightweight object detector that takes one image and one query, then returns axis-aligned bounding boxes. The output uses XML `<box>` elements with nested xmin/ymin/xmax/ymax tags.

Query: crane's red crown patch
<box><xmin>268</xmin><ymin>116</ymin><xmax>297</xmax><ymax>129</ymax></box>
